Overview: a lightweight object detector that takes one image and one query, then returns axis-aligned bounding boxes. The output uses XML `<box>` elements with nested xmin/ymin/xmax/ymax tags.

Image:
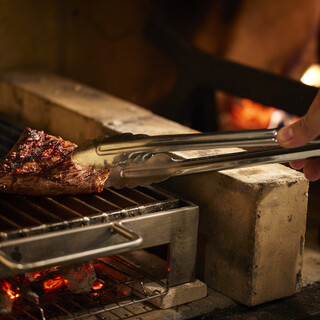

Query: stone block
<box><xmin>133</xmin><ymin>280</ymin><xmax>207</xmax><ymax>309</ymax></box>
<box><xmin>165</xmin><ymin>166</ymin><xmax>308</xmax><ymax>306</ymax></box>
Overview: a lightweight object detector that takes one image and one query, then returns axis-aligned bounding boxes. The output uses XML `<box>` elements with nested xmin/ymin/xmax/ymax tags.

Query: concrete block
<box><xmin>165</xmin><ymin>166</ymin><xmax>308</xmax><ymax>306</ymax></box>
<box><xmin>133</xmin><ymin>279</ymin><xmax>207</xmax><ymax>309</ymax></box>
<box><xmin>302</xmin><ymin>247</ymin><xmax>320</xmax><ymax>286</ymax></box>
<box><xmin>0</xmin><ymin>71</ymin><xmax>194</xmax><ymax>144</ymax></box>
<box><xmin>0</xmin><ymin>71</ymin><xmax>309</xmax><ymax>306</ymax></box>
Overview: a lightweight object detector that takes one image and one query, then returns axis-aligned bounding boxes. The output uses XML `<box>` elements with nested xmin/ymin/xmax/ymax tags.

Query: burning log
<box><xmin>60</xmin><ymin>261</ymin><xmax>97</xmax><ymax>294</ymax></box>
<box><xmin>42</xmin><ymin>275</ymin><xmax>65</xmax><ymax>292</ymax></box>
<box><xmin>25</xmin><ymin>266</ymin><xmax>59</xmax><ymax>284</ymax></box>
<box><xmin>25</xmin><ymin>262</ymin><xmax>97</xmax><ymax>295</ymax></box>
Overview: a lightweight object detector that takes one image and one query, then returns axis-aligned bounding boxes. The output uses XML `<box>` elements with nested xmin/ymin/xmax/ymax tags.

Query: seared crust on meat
<box><xmin>0</xmin><ymin>128</ymin><xmax>109</xmax><ymax>195</ymax></box>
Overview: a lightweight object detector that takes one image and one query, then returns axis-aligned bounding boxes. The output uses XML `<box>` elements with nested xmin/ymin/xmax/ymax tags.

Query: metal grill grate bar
<box><xmin>45</xmin><ymin>198</ymin><xmax>85</xmax><ymax>219</ymax></box>
<box><xmin>77</xmin><ymin>194</ymin><xmax>122</xmax><ymax>211</ymax></box>
<box><xmin>0</xmin><ymin>198</ymin><xmax>43</xmax><ymax>226</ymax></box>
<box><xmin>0</xmin><ymin>183</ymin><xmax>182</xmax><ymax>241</ymax></box>
<box><xmin>105</xmin><ymin>189</ymin><xmax>140</xmax><ymax>206</ymax></box>
<box><xmin>14</xmin><ymin>305</ymin><xmax>39</xmax><ymax>320</ymax></box>
<box><xmin>63</xmin><ymin>196</ymin><xmax>103</xmax><ymax>215</ymax></box>
<box><xmin>119</xmin><ymin>188</ymin><xmax>158</xmax><ymax>203</ymax></box>
<box><xmin>98</xmin><ymin>189</ymin><xmax>139</xmax><ymax>208</ymax></box>
<box><xmin>52</xmin><ymin>303</ymin><xmax>75</xmax><ymax>318</ymax></box>
<box><xmin>0</xmin><ymin>120</ymin><xmax>23</xmax><ymax>135</ymax></box>
<box><xmin>0</xmin><ymin>198</ymin><xmax>181</xmax><ymax>241</ymax></box>
<box><xmin>67</xmin><ymin>299</ymin><xmax>87</xmax><ymax>314</ymax></box>
<box><xmin>21</xmin><ymin>198</ymin><xmax>64</xmax><ymax>223</ymax></box>
<box><xmin>0</xmin><ymin>212</ymin><xmax>22</xmax><ymax>229</ymax></box>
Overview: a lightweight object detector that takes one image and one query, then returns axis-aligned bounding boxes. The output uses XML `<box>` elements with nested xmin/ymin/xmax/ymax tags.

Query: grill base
<box><xmin>0</xmin><ymin>250</ymin><xmax>206</xmax><ymax>320</ymax></box>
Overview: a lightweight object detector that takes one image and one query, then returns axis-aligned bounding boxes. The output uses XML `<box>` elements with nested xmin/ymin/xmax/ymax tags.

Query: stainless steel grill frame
<box><xmin>0</xmin><ymin>186</ymin><xmax>199</xmax><ymax>286</ymax></box>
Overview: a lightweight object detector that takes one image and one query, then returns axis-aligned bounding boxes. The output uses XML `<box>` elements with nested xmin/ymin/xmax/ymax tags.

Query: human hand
<box><xmin>277</xmin><ymin>89</ymin><xmax>320</xmax><ymax>181</ymax></box>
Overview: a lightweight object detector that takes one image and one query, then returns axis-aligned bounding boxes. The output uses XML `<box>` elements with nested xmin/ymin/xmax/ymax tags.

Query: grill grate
<box><xmin>0</xmin><ymin>187</ymin><xmax>181</xmax><ymax>241</ymax></box>
<box><xmin>0</xmin><ymin>117</ymin><xmax>183</xmax><ymax>241</ymax></box>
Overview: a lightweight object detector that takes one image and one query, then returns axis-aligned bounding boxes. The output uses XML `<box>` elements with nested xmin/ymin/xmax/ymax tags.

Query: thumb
<box><xmin>277</xmin><ymin>90</ymin><xmax>320</xmax><ymax>147</ymax></box>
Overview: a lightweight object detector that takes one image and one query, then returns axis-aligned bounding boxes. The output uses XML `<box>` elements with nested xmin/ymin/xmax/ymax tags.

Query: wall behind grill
<box><xmin>0</xmin><ymin>0</ymin><xmax>319</xmax><ymax>117</ymax></box>
<box><xmin>0</xmin><ymin>1</ymin><xmax>63</xmax><ymax>73</ymax></box>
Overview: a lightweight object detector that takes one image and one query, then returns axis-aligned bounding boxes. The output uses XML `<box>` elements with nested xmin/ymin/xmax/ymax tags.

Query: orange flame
<box><xmin>92</xmin><ymin>280</ymin><xmax>104</xmax><ymax>291</ymax></box>
<box><xmin>231</xmin><ymin>99</ymin><xmax>275</xmax><ymax>130</ymax></box>
<box><xmin>1</xmin><ymin>280</ymin><xmax>20</xmax><ymax>300</ymax></box>
<box><xmin>32</xmin><ymin>272</ymin><xmax>42</xmax><ymax>279</ymax></box>
<box><xmin>43</xmin><ymin>276</ymin><xmax>65</xmax><ymax>292</ymax></box>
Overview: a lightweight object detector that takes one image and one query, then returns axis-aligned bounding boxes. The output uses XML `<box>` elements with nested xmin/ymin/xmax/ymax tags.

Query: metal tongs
<box><xmin>71</xmin><ymin>129</ymin><xmax>320</xmax><ymax>188</ymax></box>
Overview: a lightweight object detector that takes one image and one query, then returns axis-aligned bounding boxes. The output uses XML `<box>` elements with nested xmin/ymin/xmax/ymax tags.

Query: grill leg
<box><xmin>166</xmin><ymin>206</ymin><xmax>198</xmax><ymax>286</ymax></box>
<box><xmin>123</xmin><ymin>205</ymin><xmax>199</xmax><ymax>287</ymax></box>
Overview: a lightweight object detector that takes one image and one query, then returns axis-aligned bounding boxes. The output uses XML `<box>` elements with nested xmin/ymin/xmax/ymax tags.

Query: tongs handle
<box><xmin>73</xmin><ymin>128</ymin><xmax>286</xmax><ymax>170</ymax></box>
<box><xmin>113</xmin><ymin>143</ymin><xmax>320</xmax><ymax>188</ymax></box>
<box><xmin>173</xmin><ymin>144</ymin><xmax>320</xmax><ymax>176</ymax></box>
<box><xmin>97</xmin><ymin>129</ymin><xmax>280</xmax><ymax>157</ymax></box>
<box><xmin>72</xmin><ymin>128</ymin><xmax>320</xmax><ymax>177</ymax></box>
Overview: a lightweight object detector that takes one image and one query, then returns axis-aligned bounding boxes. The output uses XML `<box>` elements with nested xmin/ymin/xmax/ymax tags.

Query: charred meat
<box><xmin>0</xmin><ymin>128</ymin><xmax>109</xmax><ymax>195</ymax></box>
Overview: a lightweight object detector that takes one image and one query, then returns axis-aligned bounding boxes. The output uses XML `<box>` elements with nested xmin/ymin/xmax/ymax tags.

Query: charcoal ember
<box><xmin>25</xmin><ymin>266</ymin><xmax>58</xmax><ymax>283</ymax></box>
<box><xmin>0</xmin><ymin>289</ymin><xmax>13</xmax><ymax>314</ymax></box>
<box><xmin>25</xmin><ymin>272</ymin><xmax>40</xmax><ymax>283</ymax></box>
<box><xmin>61</xmin><ymin>261</ymin><xmax>96</xmax><ymax>294</ymax></box>
<box><xmin>0</xmin><ymin>127</ymin><xmax>109</xmax><ymax>195</ymax></box>
<box><xmin>24</xmin><ymin>267</ymin><xmax>60</xmax><ymax>295</ymax></box>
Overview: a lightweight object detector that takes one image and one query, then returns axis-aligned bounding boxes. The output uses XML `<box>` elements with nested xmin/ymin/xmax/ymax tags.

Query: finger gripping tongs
<box><xmin>71</xmin><ymin>129</ymin><xmax>320</xmax><ymax>188</ymax></box>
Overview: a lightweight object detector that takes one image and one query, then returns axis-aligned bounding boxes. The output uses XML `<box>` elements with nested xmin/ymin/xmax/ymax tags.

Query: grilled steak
<box><xmin>0</xmin><ymin>128</ymin><xmax>109</xmax><ymax>195</ymax></box>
